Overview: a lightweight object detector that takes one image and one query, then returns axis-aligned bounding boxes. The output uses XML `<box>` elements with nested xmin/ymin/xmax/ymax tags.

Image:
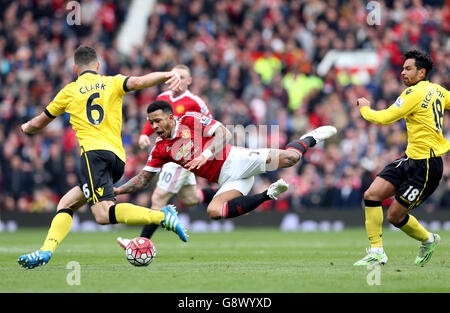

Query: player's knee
<box><xmin>386</xmin><ymin>210</ymin><xmax>405</xmax><ymax>226</ymax></box>
<box><xmin>93</xmin><ymin>212</ymin><xmax>109</xmax><ymax>225</ymax></box>
<box><xmin>206</xmin><ymin>205</ymin><xmax>222</xmax><ymax>220</ymax></box>
<box><xmin>56</xmin><ymin>203</ymin><xmax>67</xmax><ymax>211</ymax></box>
<box><xmin>91</xmin><ymin>204</ymin><xmax>110</xmax><ymax>225</ymax></box>
<box><xmin>363</xmin><ymin>189</ymin><xmax>378</xmax><ymax>201</ymax></box>
<box><xmin>180</xmin><ymin>193</ymin><xmax>200</xmax><ymax>207</ymax></box>
<box><xmin>56</xmin><ymin>198</ymin><xmax>75</xmax><ymax>211</ymax></box>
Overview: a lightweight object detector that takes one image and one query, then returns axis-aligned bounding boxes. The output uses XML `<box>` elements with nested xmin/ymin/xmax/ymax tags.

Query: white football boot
<box><xmin>267</xmin><ymin>179</ymin><xmax>289</xmax><ymax>200</ymax></box>
<box><xmin>300</xmin><ymin>125</ymin><xmax>337</xmax><ymax>146</ymax></box>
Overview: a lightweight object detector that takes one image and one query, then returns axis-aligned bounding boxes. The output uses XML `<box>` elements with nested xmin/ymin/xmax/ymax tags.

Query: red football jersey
<box><xmin>141</xmin><ymin>90</ymin><xmax>211</xmax><ymax>136</ymax></box>
<box><xmin>144</xmin><ymin>112</ymin><xmax>231</xmax><ymax>183</ymax></box>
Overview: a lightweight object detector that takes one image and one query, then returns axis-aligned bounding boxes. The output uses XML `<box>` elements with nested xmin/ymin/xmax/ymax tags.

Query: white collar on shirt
<box><xmin>170</xmin><ymin>90</ymin><xmax>190</xmax><ymax>102</ymax></box>
<box><xmin>170</xmin><ymin>119</ymin><xmax>180</xmax><ymax>139</ymax></box>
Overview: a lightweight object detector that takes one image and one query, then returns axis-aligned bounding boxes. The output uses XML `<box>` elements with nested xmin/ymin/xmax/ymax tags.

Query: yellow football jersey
<box><xmin>45</xmin><ymin>71</ymin><xmax>129</xmax><ymax>162</ymax></box>
<box><xmin>360</xmin><ymin>80</ymin><xmax>450</xmax><ymax>159</ymax></box>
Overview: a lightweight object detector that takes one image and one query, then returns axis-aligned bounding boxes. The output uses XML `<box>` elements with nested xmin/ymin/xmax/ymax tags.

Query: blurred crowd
<box><xmin>1</xmin><ymin>0</ymin><xmax>450</xmax><ymax>214</ymax></box>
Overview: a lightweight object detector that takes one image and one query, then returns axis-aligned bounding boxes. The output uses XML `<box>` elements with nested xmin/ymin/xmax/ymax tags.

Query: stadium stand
<box><xmin>0</xmin><ymin>0</ymin><xmax>449</xmax><ymax>214</ymax></box>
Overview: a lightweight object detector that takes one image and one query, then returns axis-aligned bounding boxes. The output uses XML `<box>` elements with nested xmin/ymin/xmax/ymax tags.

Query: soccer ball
<box><xmin>125</xmin><ymin>237</ymin><xmax>156</xmax><ymax>266</ymax></box>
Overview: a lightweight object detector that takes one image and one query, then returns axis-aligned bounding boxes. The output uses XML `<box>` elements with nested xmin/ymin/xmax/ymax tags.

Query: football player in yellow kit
<box><xmin>18</xmin><ymin>46</ymin><xmax>188</xmax><ymax>269</ymax></box>
<box><xmin>354</xmin><ymin>50</ymin><xmax>450</xmax><ymax>267</ymax></box>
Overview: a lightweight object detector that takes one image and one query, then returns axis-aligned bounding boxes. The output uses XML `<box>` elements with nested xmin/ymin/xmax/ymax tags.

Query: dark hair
<box><xmin>403</xmin><ymin>49</ymin><xmax>433</xmax><ymax>78</ymax></box>
<box><xmin>74</xmin><ymin>46</ymin><xmax>98</xmax><ymax>66</ymax></box>
<box><xmin>147</xmin><ymin>100</ymin><xmax>174</xmax><ymax>115</ymax></box>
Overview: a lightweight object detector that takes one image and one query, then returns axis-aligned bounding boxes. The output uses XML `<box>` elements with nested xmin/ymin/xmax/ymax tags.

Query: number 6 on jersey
<box><xmin>86</xmin><ymin>92</ymin><xmax>104</xmax><ymax>125</ymax></box>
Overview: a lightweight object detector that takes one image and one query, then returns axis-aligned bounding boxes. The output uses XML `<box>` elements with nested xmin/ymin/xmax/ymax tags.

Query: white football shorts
<box><xmin>156</xmin><ymin>162</ymin><xmax>196</xmax><ymax>193</ymax></box>
<box><xmin>215</xmin><ymin>146</ymin><xmax>270</xmax><ymax>197</ymax></box>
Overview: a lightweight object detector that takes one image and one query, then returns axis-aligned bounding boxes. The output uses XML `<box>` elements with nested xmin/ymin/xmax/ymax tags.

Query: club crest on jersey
<box><xmin>181</xmin><ymin>129</ymin><xmax>191</xmax><ymax>138</ymax></box>
<box><xmin>176</xmin><ymin>105</ymin><xmax>185</xmax><ymax>114</ymax></box>
<box><xmin>174</xmin><ymin>141</ymin><xmax>194</xmax><ymax>160</ymax></box>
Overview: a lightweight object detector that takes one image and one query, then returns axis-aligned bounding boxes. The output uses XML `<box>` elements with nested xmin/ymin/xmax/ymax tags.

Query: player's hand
<box><xmin>185</xmin><ymin>155</ymin><xmax>208</xmax><ymax>171</ymax></box>
<box><xmin>20</xmin><ymin>122</ymin><xmax>29</xmax><ymax>133</ymax></box>
<box><xmin>165</xmin><ymin>71</ymin><xmax>181</xmax><ymax>91</ymax></box>
<box><xmin>113</xmin><ymin>187</ymin><xmax>120</xmax><ymax>196</ymax></box>
<box><xmin>138</xmin><ymin>134</ymin><xmax>151</xmax><ymax>149</ymax></box>
<box><xmin>356</xmin><ymin>97</ymin><xmax>370</xmax><ymax>108</ymax></box>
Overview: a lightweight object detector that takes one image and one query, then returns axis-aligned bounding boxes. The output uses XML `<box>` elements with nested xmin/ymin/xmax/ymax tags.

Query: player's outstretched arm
<box><xmin>357</xmin><ymin>96</ymin><xmax>414</xmax><ymax>125</ymax></box>
<box><xmin>114</xmin><ymin>170</ymin><xmax>156</xmax><ymax>195</ymax></box>
<box><xmin>21</xmin><ymin>111</ymin><xmax>54</xmax><ymax>134</ymax></box>
<box><xmin>126</xmin><ymin>71</ymin><xmax>181</xmax><ymax>92</ymax></box>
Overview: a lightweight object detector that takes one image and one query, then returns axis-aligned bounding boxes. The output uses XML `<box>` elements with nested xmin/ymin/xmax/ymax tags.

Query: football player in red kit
<box><xmin>115</xmin><ymin>100</ymin><xmax>336</xmax><ymax>221</ymax></box>
<box><xmin>117</xmin><ymin>64</ymin><xmax>216</xmax><ymax>248</ymax></box>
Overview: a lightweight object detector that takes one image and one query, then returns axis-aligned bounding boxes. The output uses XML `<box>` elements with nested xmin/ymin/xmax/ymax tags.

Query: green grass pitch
<box><xmin>1</xmin><ymin>227</ymin><xmax>449</xmax><ymax>293</ymax></box>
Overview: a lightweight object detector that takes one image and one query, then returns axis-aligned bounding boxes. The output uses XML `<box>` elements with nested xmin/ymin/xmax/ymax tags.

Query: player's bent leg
<box><xmin>388</xmin><ymin>200</ymin><xmax>430</xmax><ymax>242</ymax></box>
<box><xmin>18</xmin><ymin>187</ymin><xmax>85</xmax><ymax>269</ymax></box>
<box><xmin>151</xmin><ymin>186</ymin><xmax>174</xmax><ymax>211</ymax></box>
<box><xmin>363</xmin><ymin>176</ymin><xmax>397</xmax><ymax>202</ymax></box>
<box><xmin>206</xmin><ymin>189</ymin><xmax>243</xmax><ymax>220</ymax></box>
<box><xmin>207</xmin><ymin>179</ymin><xmax>289</xmax><ymax>220</ymax></box>
<box><xmin>178</xmin><ymin>185</ymin><xmax>201</xmax><ymax>207</ymax></box>
<box><xmin>57</xmin><ymin>186</ymin><xmax>87</xmax><ymax>211</ymax></box>
<box><xmin>90</xmin><ymin>200</ymin><xmax>116</xmax><ymax>225</ymax></box>
<box><xmin>386</xmin><ymin>200</ymin><xmax>409</xmax><ymax>226</ymax></box>
<box><xmin>387</xmin><ymin>200</ymin><xmax>438</xmax><ymax>266</ymax></box>
<box><xmin>106</xmin><ymin>202</ymin><xmax>188</xmax><ymax>242</ymax></box>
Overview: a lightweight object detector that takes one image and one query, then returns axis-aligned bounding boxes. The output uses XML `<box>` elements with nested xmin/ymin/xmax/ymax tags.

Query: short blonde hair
<box><xmin>172</xmin><ymin>64</ymin><xmax>191</xmax><ymax>76</ymax></box>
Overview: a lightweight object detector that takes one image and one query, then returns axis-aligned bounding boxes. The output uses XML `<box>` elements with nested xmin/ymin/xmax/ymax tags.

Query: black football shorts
<box><xmin>377</xmin><ymin>154</ymin><xmax>443</xmax><ymax>210</ymax></box>
<box><xmin>79</xmin><ymin>149</ymin><xmax>125</xmax><ymax>206</ymax></box>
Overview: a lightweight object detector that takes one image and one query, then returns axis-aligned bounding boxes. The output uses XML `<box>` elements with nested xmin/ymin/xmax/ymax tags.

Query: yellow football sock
<box><xmin>113</xmin><ymin>203</ymin><xmax>164</xmax><ymax>225</ymax></box>
<box><xmin>40</xmin><ymin>209</ymin><xmax>73</xmax><ymax>253</ymax></box>
<box><xmin>364</xmin><ymin>201</ymin><xmax>384</xmax><ymax>248</ymax></box>
<box><xmin>399</xmin><ymin>214</ymin><xmax>430</xmax><ymax>242</ymax></box>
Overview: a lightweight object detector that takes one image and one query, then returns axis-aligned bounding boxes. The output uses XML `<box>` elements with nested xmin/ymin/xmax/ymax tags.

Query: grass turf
<box><xmin>0</xmin><ymin>227</ymin><xmax>449</xmax><ymax>293</ymax></box>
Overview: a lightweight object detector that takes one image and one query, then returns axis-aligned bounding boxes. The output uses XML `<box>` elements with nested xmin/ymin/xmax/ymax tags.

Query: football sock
<box><xmin>222</xmin><ymin>191</ymin><xmax>271</xmax><ymax>219</ymax></box>
<box><xmin>396</xmin><ymin>214</ymin><xmax>430</xmax><ymax>242</ymax></box>
<box><xmin>140</xmin><ymin>224</ymin><xmax>159</xmax><ymax>239</ymax></box>
<box><xmin>198</xmin><ymin>187</ymin><xmax>217</xmax><ymax>204</ymax></box>
<box><xmin>40</xmin><ymin>208</ymin><xmax>73</xmax><ymax>253</ymax></box>
<box><xmin>109</xmin><ymin>203</ymin><xmax>164</xmax><ymax>225</ymax></box>
<box><xmin>364</xmin><ymin>200</ymin><xmax>384</xmax><ymax>248</ymax></box>
<box><xmin>285</xmin><ymin>136</ymin><xmax>316</xmax><ymax>155</ymax></box>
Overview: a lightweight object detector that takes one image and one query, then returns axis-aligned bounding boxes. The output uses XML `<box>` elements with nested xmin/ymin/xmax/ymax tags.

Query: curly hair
<box><xmin>403</xmin><ymin>50</ymin><xmax>433</xmax><ymax>79</ymax></box>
